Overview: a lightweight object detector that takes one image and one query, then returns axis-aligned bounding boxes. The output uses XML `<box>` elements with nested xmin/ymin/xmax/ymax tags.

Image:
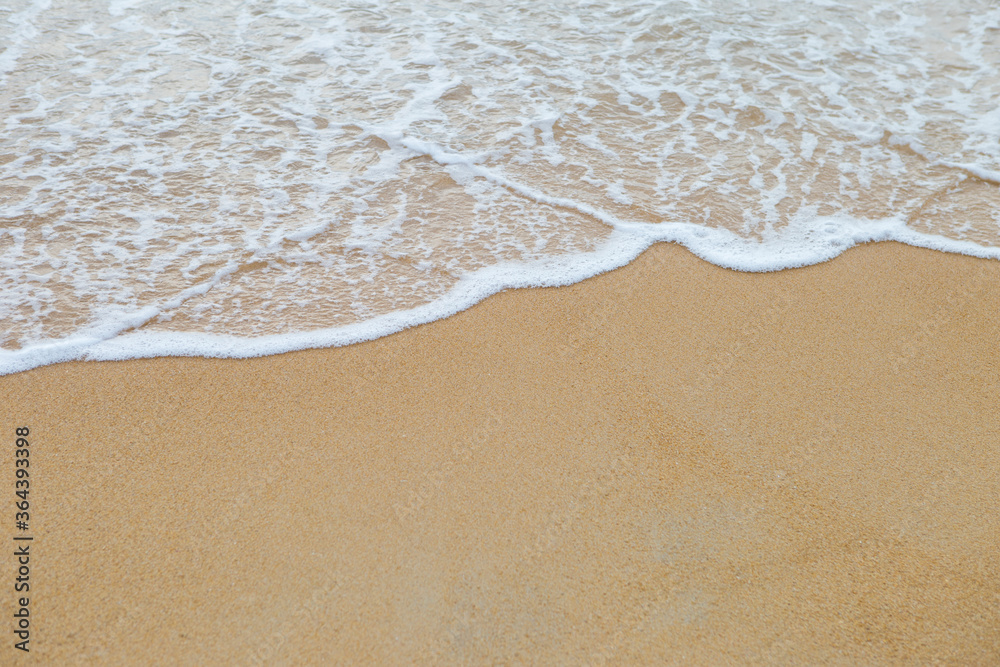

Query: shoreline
<box><xmin>6</xmin><ymin>229</ymin><xmax>1000</xmax><ymax>378</ymax></box>
<box><xmin>2</xmin><ymin>240</ymin><xmax>999</xmax><ymax>663</ymax></box>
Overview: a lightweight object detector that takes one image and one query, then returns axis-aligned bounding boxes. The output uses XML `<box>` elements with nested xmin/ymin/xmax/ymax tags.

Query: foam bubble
<box><xmin>1</xmin><ymin>0</ymin><xmax>999</xmax><ymax>375</ymax></box>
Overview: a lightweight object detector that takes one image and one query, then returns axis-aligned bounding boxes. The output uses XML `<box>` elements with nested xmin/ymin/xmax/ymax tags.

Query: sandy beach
<box><xmin>2</xmin><ymin>240</ymin><xmax>999</xmax><ymax>664</ymax></box>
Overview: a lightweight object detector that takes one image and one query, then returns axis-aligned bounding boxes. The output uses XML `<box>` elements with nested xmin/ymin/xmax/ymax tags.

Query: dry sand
<box><xmin>2</xmin><ymin>241</ymin><xmax>999</xmax><ymax>664</ymax></box>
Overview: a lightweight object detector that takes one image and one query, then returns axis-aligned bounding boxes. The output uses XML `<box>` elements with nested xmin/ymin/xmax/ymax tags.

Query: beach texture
<box><xmin>2</xmin><ymin>241</ymin><xmax>999</xmax><ymax>664</ymax></box>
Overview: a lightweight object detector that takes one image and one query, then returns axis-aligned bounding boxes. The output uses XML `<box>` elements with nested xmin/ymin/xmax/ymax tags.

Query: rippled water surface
<box><xmin>2</xmin><ymin>0</ymin><xmax>999</xmax><ymax>372</ymax></box>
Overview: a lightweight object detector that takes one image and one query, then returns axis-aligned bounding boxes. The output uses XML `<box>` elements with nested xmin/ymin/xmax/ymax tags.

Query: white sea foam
<box><xmin>1</xmin><ymin>0</ymin><xmax>999</xmax><ymax>375</ymax></box>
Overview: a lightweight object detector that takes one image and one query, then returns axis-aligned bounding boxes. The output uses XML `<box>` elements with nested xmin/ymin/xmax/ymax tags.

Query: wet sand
<box><xmin>2</xmin><ymin>241</ymin><xmax>999</xmax><ymax>664</ymax></box>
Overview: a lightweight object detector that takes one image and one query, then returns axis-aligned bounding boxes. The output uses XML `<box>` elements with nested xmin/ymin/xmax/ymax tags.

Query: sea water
<box><xmin>2</xmin><ymin>0</ymin><xmax>998</xmax><ymax>374</ymax></box>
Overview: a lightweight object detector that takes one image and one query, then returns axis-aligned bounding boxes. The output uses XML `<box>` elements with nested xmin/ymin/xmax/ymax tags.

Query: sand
<box><xmin>2</xmin><ymin>241</ymin><xmax>999</xmax><ymax>664</ymax></box>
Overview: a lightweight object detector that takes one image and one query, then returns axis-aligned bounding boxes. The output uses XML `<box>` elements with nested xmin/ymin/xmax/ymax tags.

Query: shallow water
<box><xmin>2</xmin><ymin>0</ymin><xmax>999</xmax><ymax>373</ymax></box>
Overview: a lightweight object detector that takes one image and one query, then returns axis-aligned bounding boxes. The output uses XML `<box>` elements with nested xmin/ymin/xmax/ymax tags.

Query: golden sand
<box><xmin>2</xmin><ymin>241</ymin><xmax>998</xmax><ymax>664</ymax></box>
